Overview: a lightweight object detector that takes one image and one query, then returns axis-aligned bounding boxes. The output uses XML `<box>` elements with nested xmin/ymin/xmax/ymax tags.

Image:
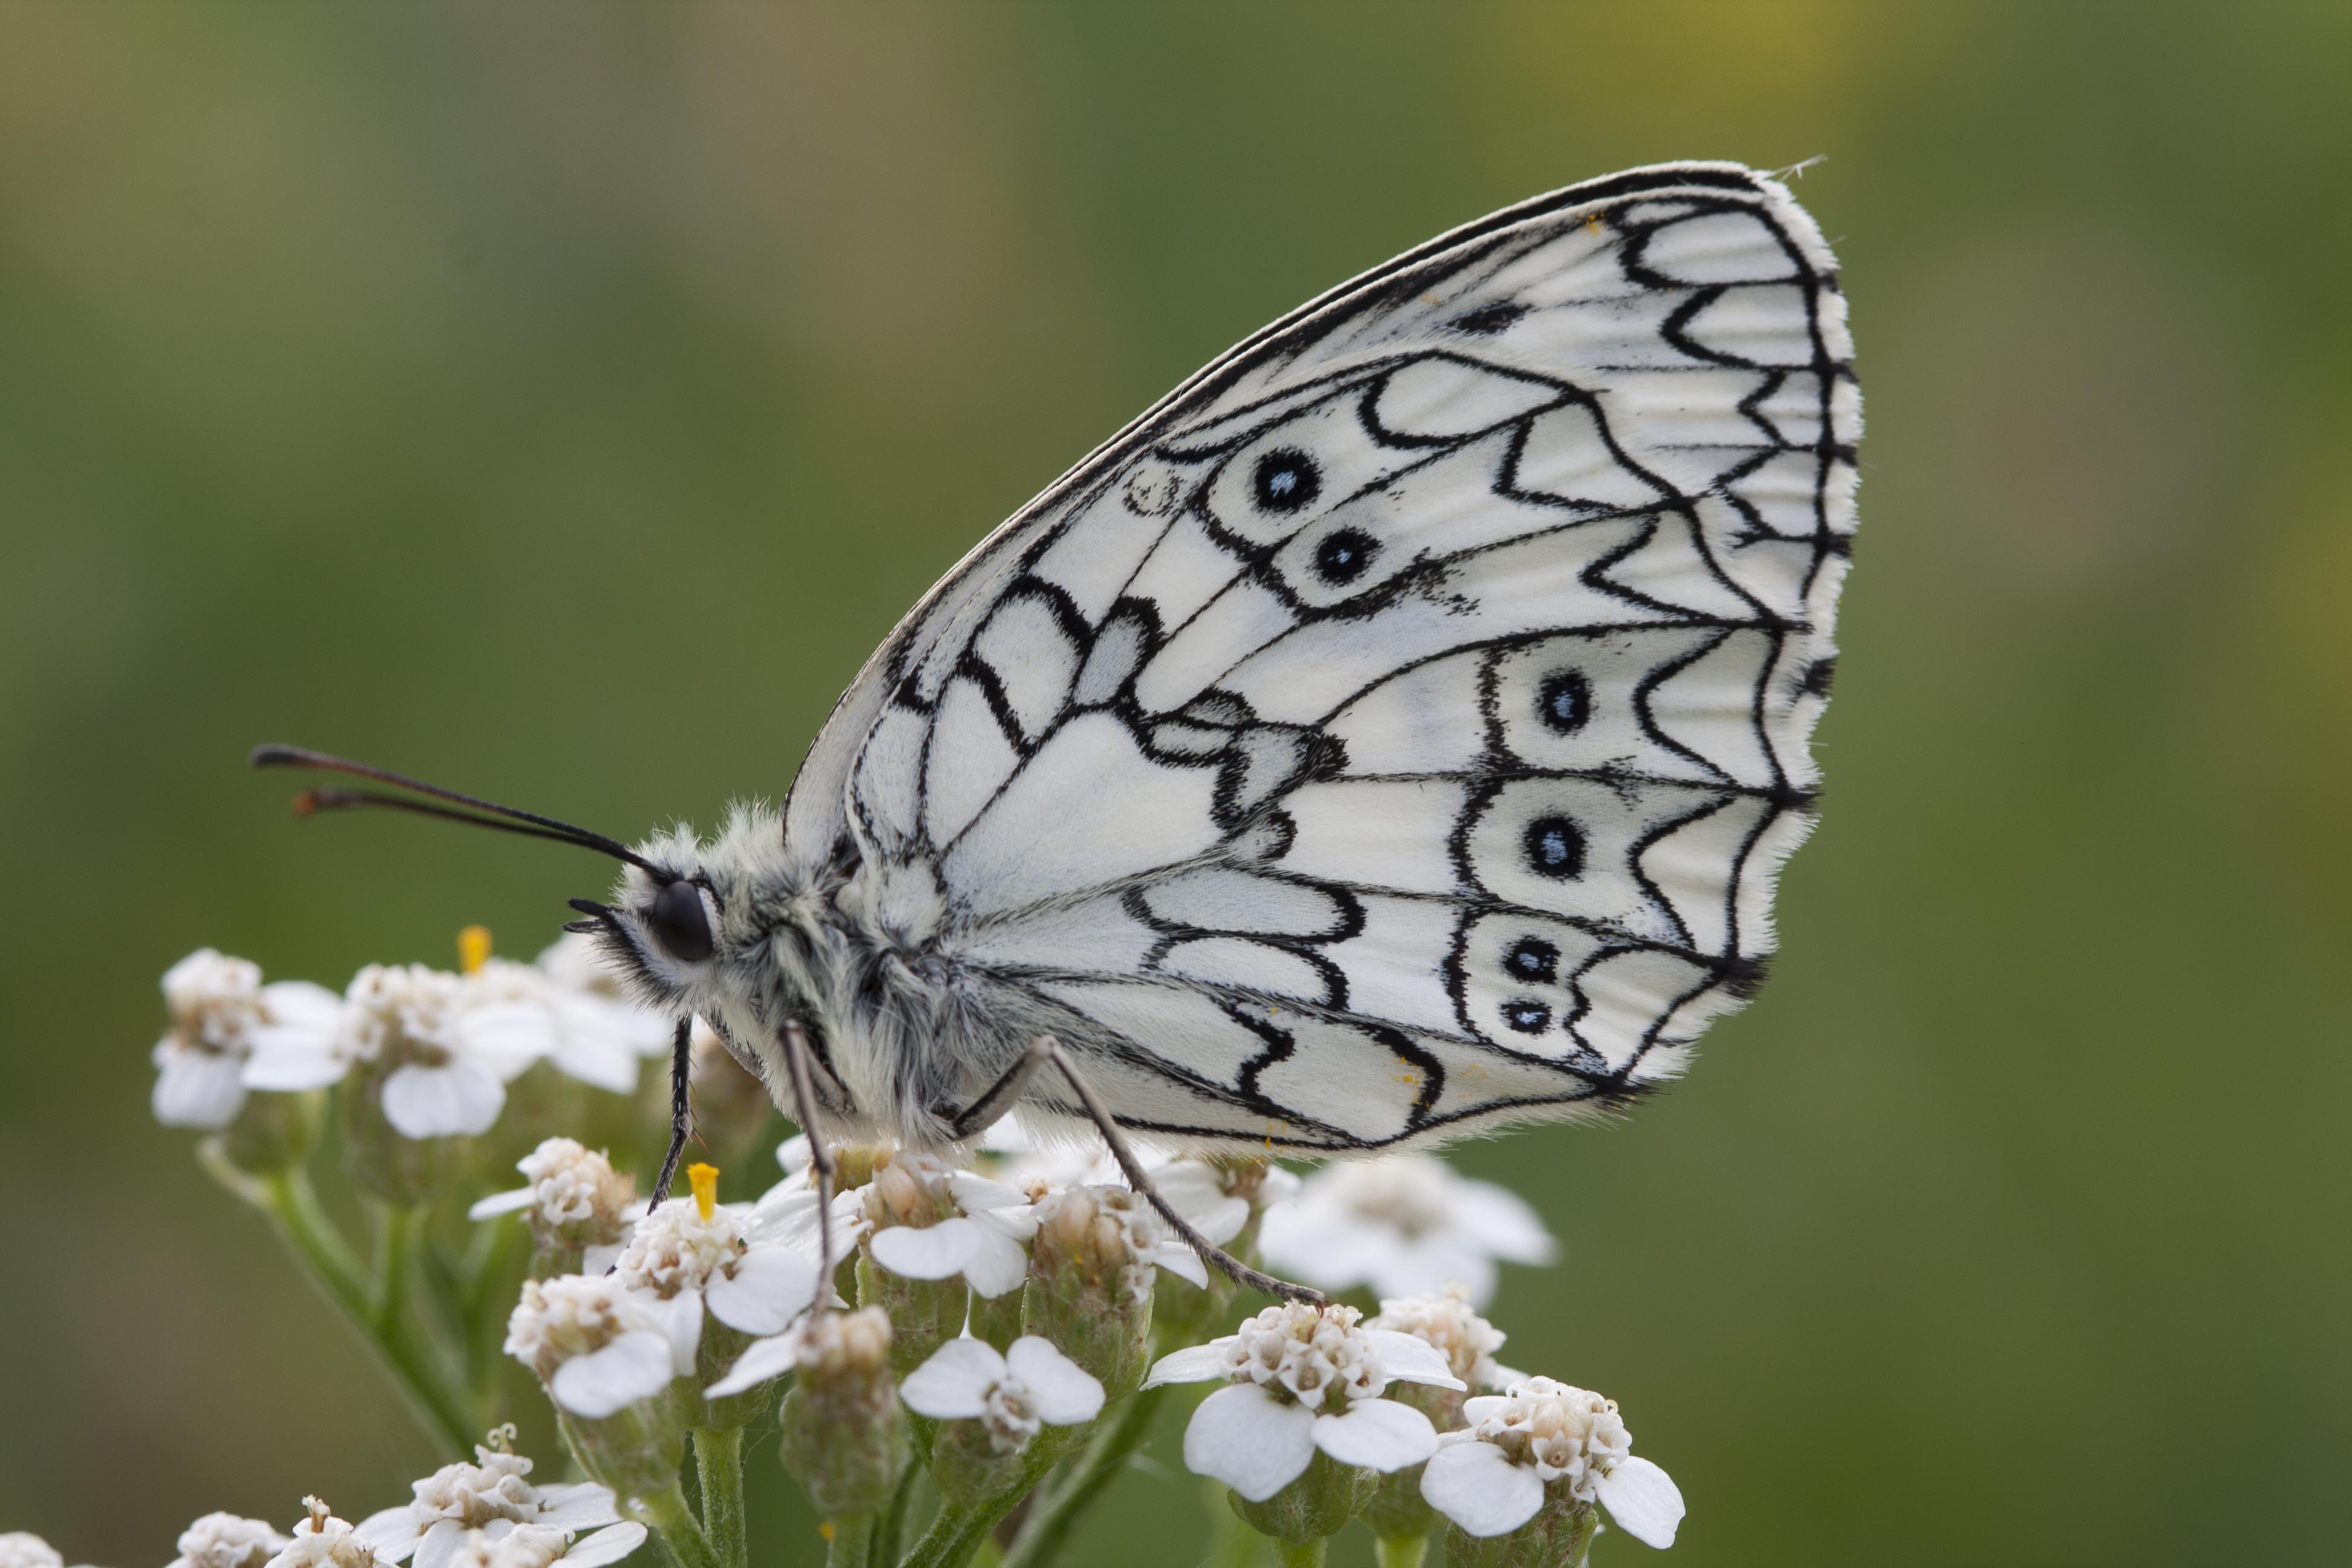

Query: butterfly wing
<box><xmin>786</xmin><ymin>162</ymin><xmax>1858</xmax><ymax>1152</ymax></box>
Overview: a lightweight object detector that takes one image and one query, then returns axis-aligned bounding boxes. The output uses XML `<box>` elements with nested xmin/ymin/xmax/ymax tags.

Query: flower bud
<box><xmin>855</xmin><ymin>1152</ymin><xmax>969</xmax><ymax>1375</ymax></box>
<box><xmin>266</xmin><ymin>1498</ymin><xmax>387</xmax><ymax>1568</ymax></box>
<box><xmin>1022</xmin><ymin>1184</ymin><xmax>1158</xmax><ymax>1395</ymax></box>
<box><xmin>777</xmin><ymin>1307</ymin><xmax>906</xmax><ymax>1517</ymax></box>
<box><xmin>505</xmin><ymin>1276</ymin><xmax>687</xmax><ymax>1500</ymax></box>
<box><xmin>216</xmin><ymin>1087</ymin><xmax>324</xmax><ymax>1177</ymax></box>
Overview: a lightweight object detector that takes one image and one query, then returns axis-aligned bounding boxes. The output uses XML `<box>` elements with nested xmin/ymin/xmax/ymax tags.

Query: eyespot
<box><xmin>1314</xmin><ymin>528</ymin><xmax>1379</xmax><ymax>585</ymax></box>
<box><xmin>1522</xmin><ymin>815</ymin><xmax>1584</xmax><ymax>878</ymax></box>
<box><xmin>1252</xmin><ymin>449</ymin><xmax>1321</xmax><ymax>514</ymax></box>
<box><xmin>1537</xmin><ymin>671</ymin><xmax>1590</xmax><ymax>734</ymax></box>
<box><xmin>647</xmin><ymin>878</ymin><xmax>715</xmax><ymax>964</ymax></box>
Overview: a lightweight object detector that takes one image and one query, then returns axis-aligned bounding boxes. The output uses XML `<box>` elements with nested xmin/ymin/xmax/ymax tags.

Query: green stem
<box><xmin>1001</xmin><ymin>1386</ymin><xmax>1169</xmax><ymax>1568</ymax></box>
<box><xmin>1373</xmin><ymin>1537</ymin><xmax>1428</xmax><ymax>1568</ymax></box>
<box><xmin>246</xmin><ymin>1167</ymin><xmax>474</xmax><ymax>1456</ymax></box>
<box><xmin>630</xmin><ymin>1485</ymin><xmax>722</xmax><ymax>1568</ymax></box>
<box><xmin>823</xmin><ymin>1512</ymin><xmax>875</xmax><ymax>1568</ymax></box>
<box><xmin>373</xmin><ymin>1201</ymin><xmax>480</xmax><ymax>1454</ymax></box>
<box><xmin>898</xmin><ymin>1431</ymin><xmax>1076</xmax><ymax>1568</ymax></box>
<box><xmin>1274</xmin><ymin>1541</ymin><xmax>1327</xmax><ymax>1568</ymax></box>
<box><xmin>874</xmin><ymin>1455</ymin><xmax>926</xmax><ymax>1568</ymax></box>
<box><xmin>693</xmin><ymin>1426</ymin><xmax>747</xmax><ymax>1568</ymax></box>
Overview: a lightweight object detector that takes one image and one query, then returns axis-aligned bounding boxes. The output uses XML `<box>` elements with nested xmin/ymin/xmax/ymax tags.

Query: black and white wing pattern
<box><xmin>787</xmin><ymin>163</ymin><xmax>1859</xmax><ymax>1152</ymax></box>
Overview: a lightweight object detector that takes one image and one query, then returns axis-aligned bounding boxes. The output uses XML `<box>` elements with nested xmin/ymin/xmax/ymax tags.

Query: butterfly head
<box><xmin>570</xmin><ymin>808</ymin><xmax>791</xmax><ymax>1020</ymax></box>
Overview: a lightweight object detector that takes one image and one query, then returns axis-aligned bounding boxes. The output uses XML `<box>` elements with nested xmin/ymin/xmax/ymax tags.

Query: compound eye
<box><xmin>647</xmin><ymin>878</ymin><xmax>714</xmax><ymax>964</ymax></box>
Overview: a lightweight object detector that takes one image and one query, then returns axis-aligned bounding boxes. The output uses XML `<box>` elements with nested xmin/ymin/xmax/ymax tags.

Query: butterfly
<box><xmin>260</xmin><ymin>161</ymin><xmax>1858</xmax><ymax>1294</ymax></box>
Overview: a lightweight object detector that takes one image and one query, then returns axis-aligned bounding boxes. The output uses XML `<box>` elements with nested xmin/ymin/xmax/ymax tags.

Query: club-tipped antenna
<box><xmin>252</xmin><ymin>743</ymin><xmax>662</xmax><ymax>875</ymax></box>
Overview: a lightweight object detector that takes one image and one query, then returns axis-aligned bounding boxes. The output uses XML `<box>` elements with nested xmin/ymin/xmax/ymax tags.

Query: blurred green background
<box><xmin>3</xmin><ymin>2</ymin><xmax>2348</xmax><ymax>1563</ymax></box>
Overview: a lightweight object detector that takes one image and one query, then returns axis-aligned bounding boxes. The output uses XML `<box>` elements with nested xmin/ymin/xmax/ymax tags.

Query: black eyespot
<box><xmin>1506</xmin><ymin>938</ymin><xmax>1560</xmax><ymax>984</ymax></box>
<box><xmin>1538</xmin><ymin>670</ymin><xmax>1590</xmax><ymax>735</ymax></box>
<box><xmin>647</xmin><ymin>878</ymin><xmax>714</xmax><ymax>964</ymax></box>
<box><xmin>1252</xmin><ymin>449</ymin><xmax>1321</xmax><ymax>514</ymax></box>
<box><xmin>1503</xmin><ymin>999</ymin><xmax>1552</xmax><ymax>1034</ymax></box>
<box><xmin>1523</xmin><ymin>815</ymin><xmax>1584</xmax><ymax>878</ymax></box>
<box><xmin>1314</xmin><ymin>528</ymin><xmax>1379</xmax><ymax>585</ymax></box>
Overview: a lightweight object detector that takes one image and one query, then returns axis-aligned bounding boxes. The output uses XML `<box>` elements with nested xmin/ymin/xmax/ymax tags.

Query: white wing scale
<box><xmin>786</xmin><ymin>163</ymin><xmax>1858</xmax><ymax>1152</ymax></box>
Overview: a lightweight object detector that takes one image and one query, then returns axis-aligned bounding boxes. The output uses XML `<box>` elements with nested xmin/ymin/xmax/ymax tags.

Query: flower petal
<box><xmin>1185</xmin><ymin>1383</ymin><xmax>1317</xmax><ymax>1502</ymax></box>
<box><xmin>1311</xmin><ymin>1398</ymin><xmax>1437</xmax><ymax>1472</ymax></box>
<box><xmin>468</xmin><ymin>1186</ymin><xmax>536</xmax><ymax>1221</ymax></box>
<box><xmin>260</xmin><ymin>979</ymin><xmax>344</xmax><ymax>1033</ymax></box>
<box><xmin>382</xmin><ymin>1062</ymin><xmax>506</xmax><ymax>1138</ymax></box>
<box><xmin>868</xmin><ymin>1217</ymin><xmax>982</xmax><ymax>1281</ymax></box>
<box><xmin>550</xmin><ymin>1034</ymin><xmax>640</xmax><ymax>1096</ymax></box>
<box><xmin>645</xmin><ymin>1289</ymin><xmax>704</xmax><ymax>1374</ymax></box>
<box><xmin>411</xmin><ymin>1520</ymin><xmax>466</xmax><ymax>1568</ymax></box>
<box><xmin>1143</xmin><ymin>1341</ymin><xmax>1230</xmax><ymax>1388</ymax></box>
<box><xmin>454</xmin><ymin>1002</ymin><xmax>558</xmax><ymax>1081</ymax></box>
<box><xmin>550</xmin><ymin>1331</ymin><xmax>675</xmax><ymax>1418</ymax></box>
<box><xmin>947</xmin><ymin>1172</ymin><xmax>1030</xmax><ymax>1214</ymax></box>
<box><xmin>353</xmin><ymin>1508</ymin><xmax>423</xmax><ymax>1558</ymax></box>
<box><xmin>1420</xmin><ymin>1441</ymin><xmax>1544</xmax><ymax>1538</ymax></box>
<box><xmin>152</xmin><ymin>1050</ymin><xmax>247</xmax><ymax>1129</ymax></box>
<box><xmin>559</xmin><ymin>1522</ymin><xmax>648</xmax><ymax>1568</ymax></box>
<box><xmin>241</xmin><ymin>1025</ymin><xmax>348</xmax><ymax>1091</ymax></box>
<box><xmin>899</xmin><ymin>1336</ymin><xmax>1007</xmax><ymax>1420</ymax></box>
<box><xmin>1005</xmin><ymin>1337</ymin><xmax>1105</xmax><ymax>1426</ymax></box>
<box><xmin>1364</xmin><ymin>1329</ymin><xmax>1468</xmax><ymax>1390</ymax></box>
<box><xmin>959</xmin><ymin>1226</ymin><xmax>1031</xmax><ymax>1299</ymax></box>
<box><xmin>705</xmin><ymin>1248</ymin><xmax>818</xmax><ymax>1336</ymax></box>
<box><xmin>707</xmin><ymin>1334</ymin><xmax>799</xmax><ymax>1400</ymax></box>
<box><xmin>532</xmin><ymin>1484</ymin><xmax>621</xmax><ymax>1530</ymax></box>
<box><xmin>1451</xmin><ymin>1181</ymin><xmax>1557</xmax><ymax>1264</ymax></box>
<box><xmin>1149</xmin><ymin>1240</ymin><xmax>1209</xmax><ymax>1290</ymax></box>
<box><xmin>1596</xmin><ymin>1455</ymin><xmax>1685</xmax><ymax>1548</ymax></box>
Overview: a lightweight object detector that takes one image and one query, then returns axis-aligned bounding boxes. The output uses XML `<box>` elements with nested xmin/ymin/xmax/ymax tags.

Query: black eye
<box><xmin>647</xmin><ymin>879</ymin><xmax>714</xmax><ymax>964</ymax></box>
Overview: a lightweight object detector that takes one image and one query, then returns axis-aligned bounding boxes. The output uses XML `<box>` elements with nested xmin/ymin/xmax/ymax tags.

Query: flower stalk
<box><xmin>691</xmin><ymin>1426</ymin><xmax>746</xmax><ymax>1568</ymax></box>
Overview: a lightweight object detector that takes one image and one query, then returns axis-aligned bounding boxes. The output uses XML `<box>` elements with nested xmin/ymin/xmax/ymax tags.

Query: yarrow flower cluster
<box><xmin>168</xmin><ymin>1515</ymin><xmax>290</xmax><ymax>1568</ymax></box>
<box><xmin>1146</xmin><ymin>1301</ymin><xmax>1466</xmax><ymax>1501</ymax></box>
<box><xmin>1258</xmin><ymin>1153</ymin><xmax>1556</xmax><ymax>1307</ymax></box>
<box><xmin>150</xmin><ymin>949</ymin><xmax>341</xmax><ymax>1130</ymax></box>
<box><xmin>354</xmin><ymin>1434</ymin><xmax>641</xmax><ymax>1568</ymax></box>
<box><xmin>1420</xmin><ymin>1376</ymin><xmax>1685</xmax><ymax>1546</ymax></box>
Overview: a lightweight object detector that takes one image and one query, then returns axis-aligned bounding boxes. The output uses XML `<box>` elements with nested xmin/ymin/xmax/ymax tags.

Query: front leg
<box><xmin>935</xmin><ymin>1035</ymin><xmax>1056</xmax><ymax>1142</ymax></box>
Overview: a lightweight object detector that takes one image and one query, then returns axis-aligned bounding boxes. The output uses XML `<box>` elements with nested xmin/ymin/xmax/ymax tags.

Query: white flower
<box><xmin>0</xmin><ymin>1535</ymin><xmax>73</xmax><ymax>1568</ymax></box>
<box><xmin>863</xmin><ymin>1152</ymin><xmax>1039</xmax><ymax>1299</ymax></box>
<box><xmin>1368</xmin><ymin>1286</ymin><xmax>1516</xmax><ymax>1390</ymax></box>
<box><xmin>898</xmin><ymin>1335</ymin><xmax>1105</xmax><ymax>1453</ymax></box>
<box><xmin>342</xmin><ymin>964</ymin><xmax>549</xmax><ymax>1138</ymax></box>
<box><xmin>982</xmin><ymin>1119</ymin><xmax>1293</xmax><ymax>1249</ymax></box>
<box><xmin>168</xmin><ymin>1514</ymin><xmax>290</xmax><ymax>1568</ymax></box>
<box><xmin>1419</xmin><ymin>1377</ymin><xmax>1684</xmax><ymax>1547</ymax></box>
<box><xmin>455</xmin><ymin>938</ymin><xmax>669</xmax><ymax>1096</ymax></box>
<box><xmin>467</xmin><ymin>1138</ymin><xmax>641</xmax><ymax>1256</ymax></box>
<box><xmin>354</xmin><ymin>1434</ymin><xmax>626</xmax><ymax>1568</ymax></box>
<box><xmin>1257</xmin><ymin>1155</ymin><xmax>1553</xmax><ymax>1307</ymax></box>
<box><xmin>505</xmin><ymin>1275</ymin><xmax>694</xmax><ymax>1419</ymax></box>
<box><xmin>151</xmin><ymin>949</ymin><xmax>342</xmax><ymax>1128</ymax></box>
<box><xmin>612</xmin><ymin>1194</ymin><xmax>821</xmax><ymax>1342</ymax></box>
<box><xmin>746</xmin><ymin>1138</ymin><xmax>872</xmax><ymax>1273</ymax></box>
<box><xmin>1145</xmin><ymin>1302</ymin><xmax>1466</xmax><ymax>1502</ymax></box>
<box><xmin>705</xmin><ymin>1302</ymin><xmax>893</xmax><ymax>1401</ymax></box>
<box><xmin>266</xmin><ymin>1501</ymin><xmax>385</xmax><ymax>1568</ymax></box>
<box><xmin>436</xmin><ymin>1523</ymin><xmax>645</xmax><ymax>1568</ymax></box>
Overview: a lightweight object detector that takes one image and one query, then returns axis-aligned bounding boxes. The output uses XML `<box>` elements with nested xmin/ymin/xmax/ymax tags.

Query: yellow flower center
<box><xmin>459</xmin><ymin>925</ymin><xmax>493</xmax><ymax>976</ymax></box>
<box><xmin>689</xmin><ymin>1161</ymin><xmax>720</xmax><ymax>1220</ymax></box>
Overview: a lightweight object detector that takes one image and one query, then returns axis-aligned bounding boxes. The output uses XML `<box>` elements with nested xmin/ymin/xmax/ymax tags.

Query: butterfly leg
<box><xmin>940</xmin><ymin>1034</ymin><xmax>1056</xmax><ymax>1142</ymax></box>
<box><xmin>1036</xmin><ymin>1036</ymin><xmax>1324</xmax><ymax>1306</ymax></box>
<box><xmin>777</xmin><ymin>1019</ymin><xmax>840</xmax><ymax>1301</ymax></box>
<box><xmin>648</xmin><ymin>1015</ymin><xmax>695</xmax><ymax>1206</ymax></box>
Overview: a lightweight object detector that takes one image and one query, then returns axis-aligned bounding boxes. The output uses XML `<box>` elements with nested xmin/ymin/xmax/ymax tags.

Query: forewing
<box><xmin>787</xmin><ymin>163</ymin><xmax>1858</xmax><ymax>1151</ymax></box>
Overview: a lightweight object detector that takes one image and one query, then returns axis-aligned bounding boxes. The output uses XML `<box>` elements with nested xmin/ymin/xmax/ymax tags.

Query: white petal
<box><xmin>898</xmin><ymin>1336</ymin><xmax>1006</xmax><ymax>1420</ymax></box>
<box><xmin>353</xmin><ymin>1508</ymin><xmax>423</xmax><ymax>1558</ymax></box>
<box><xmin>1460</xmin><ymin>1396</ymin><xmax>1514</xmax><ymax>1423</ymax></box>
<box><xmin>1149</xmin><ymin>1240</ymin><xmax>1209</xmax><ymax>1290</ymax></box>
<box><xmin>550</xmin><ymin>1332</ymin><xmax>675</xmax><ymax>1418</ymax></box>
<box><xmin>559</xmin><ymin>1523</ymin><xmax>647</xmax><ymax>1568</ymax></box>
<box><xmin>533</xmin><ymin>1484</ymin><xmax>621</xmax><ymax>1529</ymax></box>
<box><xmin>550</xmin><ymin>1034</ymin><xmax>640</xmax><ymax>1095</ymax></box>
<box><xmin>1596</xmin><ymin>1456</ymin><xmax>1685</xmax><ymax>1548</ymax></box>
<box><xmin>1378</xmin><ymin>1241</ymin><xmax>1498</xmax><ymax>1310</ymax></box>
<box><xmin>868</xmin><ymin>1218</ymin><xmax>982</xmax><ymax>1281</ymax></box>
<box><xmin>582</xmin><ymin>1242</ymin><xmax>626</xmax><ymax>1276</ymax></box>
<box><xmin>382</xmin><ymin>1062</ymin><xmax>505</xmax><ymax>1138</ymax></box>
<box><xmin>1311</xmin><ymin>1399</ymin><xmax>1438</xmax><ymax>1472</ymax></box>
<box><xmin>455</xmin><ymin>1002</ymin><xmax>558</xmax><ymax>1081</ymax></box>
<box><xmin>645</xmin><ymin>1289</ymin><xmax>704</xmax><ymax>1374</ymax></box>
<box><xmin>468</xmin><ymin>1186</ymin><xmax>536</xmax><ymax>1220</ymax></box>
<box><xmin>959</xmin><ymin>1226</ymin><xmax>1031</xmax><ymax>1299</ymax></box>
<box><xmin>1185</xmin><ymin>1383</ymin><xmax>1316</xmax><ymax>1502</ymax></box>
<box><xmin>776</xmin><ymin>1134</ymin><xmax>811</xmax><ymax>1173</ymax></box>
<box><xmin>1420</xmin><ymin>1442</ymin><xmax>1544</xmax><ymax>1538</ymax></box>
<box><xmin>705</xmin><ymin>1248</ymin><xmax>818</xmax><ymax>1336</ymax></box>
<box><xmin>706</xmin><ymin>1334</ymin><xmax>799</xmax><ymax>1399</ymax></box>
<box><xmin>1364</xmin><ymin>1330</ymin><xmax>1468</xmax><ymax>1390</ymax></box>
<box><xmin>260</xmin><ymin>979</ymin><xmax>344</xmax><ymax>1033</ymax></box>
<box><xmin>1143</xmin><ymin>1342</ymin><xmax>1231</xmax><ymax>1388</ymax></box>
<box><xmin>153</xmin><ymin>1050</ymin><xmax>247</xmax><ymax>1129</ymax></box>
<box><xmin>411</xmin><ymin>1520</ymin><xmax>466</xmax><ymax>1568</ymax></box>
<box><xmin>1005</xmin><ymin>1337</ymin><xmax>1105</xmax><ymax>1426</ymax></box>
<box><xmin>241</xmin><ymin>1026</ymin><xmax>348</xmax><ymax>1090</ymax></box>
<box><xmin>947</xmin><ymin>1172</ymin><xmax>1031</xmax><ymax>1214</ymax></box>
<box><xmin>1451</xmin><ymin>1181</ymin><xmax>1557</xmax><ymax>1264</ymax></box>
